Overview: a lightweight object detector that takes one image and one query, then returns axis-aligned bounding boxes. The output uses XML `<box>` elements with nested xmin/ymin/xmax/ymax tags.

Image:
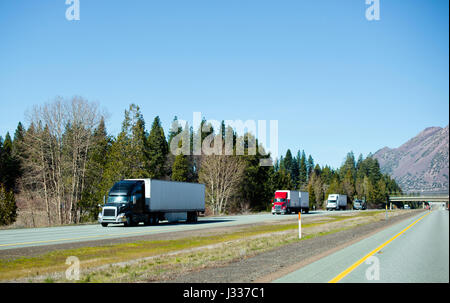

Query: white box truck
<box><xmin>271</xmin><ymin>190</ymin><xmax>309</xmax><ymax>214</ymax></box>
<box><xmin>326</xmin><ymin>194</ymin><xmax>347</xmax><ymax>211</ymax></box>
<box><xmin>98</xmin><ymin>179</ymin><xmax>205</xmax><ymax>227</ymax></box>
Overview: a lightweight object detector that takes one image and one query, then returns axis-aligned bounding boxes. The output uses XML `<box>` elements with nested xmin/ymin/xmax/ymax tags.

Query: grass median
<box><xmin>0</xmin><ymin>210</ymin><xmax>402</xmax><ymax>282</ymax></box>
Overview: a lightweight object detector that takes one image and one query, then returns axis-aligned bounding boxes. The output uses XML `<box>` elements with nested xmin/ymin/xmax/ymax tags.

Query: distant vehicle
<box><xmin>326</xmin><ymin>194</ymin><xmax>347</xmax><ymax>211</ymax></box>
<box><xmin>98</xmin><ymin>179</ymin><xmax>205</xmax><ymax>227</ymax></box>
<box><xmin>404</xmin><ymin>204</ymin><xmax>410</xmax><ymax>209</ymax></box>
<box><xmin>353</xmin><ymin>199</ymin><xmax>367</xmax><ymax>210</ymax></box>
<box><xmin>272</xmin><ymin>190</ymin><xmax>309</xmax><ymax>215</ymax></box>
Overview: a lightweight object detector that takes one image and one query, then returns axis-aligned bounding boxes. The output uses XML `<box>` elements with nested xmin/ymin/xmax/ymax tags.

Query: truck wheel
<box><xmin>125</xmin><ymin>216</ymin><xmax>134</xmax><ymax>227</ymax></box>
<box><xmin>144</xmin><ymin>216</ymin><xmax>151</xmax><ymax>226</ymax></box>
<box><xmin>101</xmin><ymin>223</ymin><xmax>108</xmax><ymax>227</ymax></box>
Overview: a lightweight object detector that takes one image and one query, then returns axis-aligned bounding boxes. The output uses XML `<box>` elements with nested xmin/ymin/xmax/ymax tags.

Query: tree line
<box><xmin>0</xmin><ymin>97</ymin><xmax>402</xmax><ymax>226</ymax></box>
<box><xmin>273</xmin><ymin>150</ymin><xmax>402</xmax><ymax>209</ymax></box>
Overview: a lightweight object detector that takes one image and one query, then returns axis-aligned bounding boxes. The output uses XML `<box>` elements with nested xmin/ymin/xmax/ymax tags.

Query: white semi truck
<box><xmin>271</xmin><ymin>190</ymin><xmax>309</xmax><ymax>214</ymax></box>
<box><xmin>98</xmin><ymin>179</ymin><xmax>205</xmax><ymax>227</ymax></box>
<box><xmin>326</xmin><ymin>194</ymin><xmax>347</xmax><ymax>211</ymax></box>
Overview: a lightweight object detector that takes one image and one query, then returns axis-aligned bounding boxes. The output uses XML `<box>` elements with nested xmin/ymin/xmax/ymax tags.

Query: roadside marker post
<box><xmin>385</xmin><ymin>205</ymin><xmax>388</xmax><ymax>221</ymax></box>
<box><xmin>298</xmin><ymin>212</ymin><xmax>302</xmax><ymax>239</ymax></box>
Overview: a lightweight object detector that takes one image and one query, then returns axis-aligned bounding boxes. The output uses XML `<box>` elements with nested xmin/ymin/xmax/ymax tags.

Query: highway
<box><xmin>275</xmin><ymin>209</ymin><xmax>449</xmax><ymax>283</ymax></box>
<box><xmin>0</xmin><ymin>210</ymin><xmax>339</xmax><ymax>250</ymax></box>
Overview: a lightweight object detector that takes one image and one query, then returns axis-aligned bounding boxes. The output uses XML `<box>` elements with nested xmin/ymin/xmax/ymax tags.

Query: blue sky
<box><xmin>0</xmin><ymin>0</ymin><xmax>448</xmax><ymax>168</ymax></box>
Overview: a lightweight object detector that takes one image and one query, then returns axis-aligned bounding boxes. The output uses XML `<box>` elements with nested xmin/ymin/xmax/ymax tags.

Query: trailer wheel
<box><xmin>151</xmin><ymin>215</ymin><xmax>158</xmax><ymax>225</ymax></box>
<box><xmin>187</xmin><ymin>212</ymin><xmax>198</xmax><ymax>223</ymax></box>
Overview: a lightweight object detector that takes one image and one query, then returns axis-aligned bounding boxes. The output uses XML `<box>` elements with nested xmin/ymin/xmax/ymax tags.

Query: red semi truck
<box><xmin>271</xmin><ymin>190</ymin><xmax>309</xmax><ymax>215</ymax></box>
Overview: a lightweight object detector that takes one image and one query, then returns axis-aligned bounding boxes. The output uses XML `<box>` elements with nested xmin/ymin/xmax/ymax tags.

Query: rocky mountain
<box><xmin>373</xmin><ymin>125</ymin><xmax>449</xmax><ymax>193</ymax></box>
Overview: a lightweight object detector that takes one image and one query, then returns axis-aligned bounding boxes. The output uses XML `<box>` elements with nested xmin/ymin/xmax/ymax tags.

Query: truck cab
<box><xmin>272</xmin><ymin>191</ymin><xmax>289</xmax><ymax>215</ymax></box>
<box><xmin>353</xmin><ymin>199</ymin><xmax>367</xmax><ymax>210</ymax></box>
<box><xmin>326</xmin><ymin>194</ymin><xmax>347</xmax><ymax>211</ymax></box>
<box><xmin>98</xmin><ymin>180</ymin><xmax>147</xmax><ymax>227</ymax></box>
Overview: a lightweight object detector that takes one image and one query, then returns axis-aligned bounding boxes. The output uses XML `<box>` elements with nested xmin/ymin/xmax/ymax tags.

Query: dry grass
<box><xmin>0</xmin><ymin>209</ymin><xmax>410</xmax><ymax>282</ymax></box>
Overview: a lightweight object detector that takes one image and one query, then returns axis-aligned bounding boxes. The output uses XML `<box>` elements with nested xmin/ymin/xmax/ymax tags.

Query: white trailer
<box><xmin>326</xmin><ymin>194</ymin><xmax>347</xmax><ymax>211</ymax></box>
<box><xmin>98</xmin><ymin>179</ymin><xmax>205</xmax><ymax>227</ymax></box>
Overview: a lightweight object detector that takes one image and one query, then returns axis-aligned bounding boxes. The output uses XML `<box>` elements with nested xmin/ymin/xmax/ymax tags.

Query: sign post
<box><xmin>298</xmin><ymin>212</ymin><xmax>302</xmax><ymax>239</ymax></box>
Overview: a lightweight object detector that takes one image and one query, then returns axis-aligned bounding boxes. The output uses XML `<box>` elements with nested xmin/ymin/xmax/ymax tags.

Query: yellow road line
<box><xmin>328</xmin><ymin>211</ymin><xmax>431</xmax><ymax>283</ymax></box>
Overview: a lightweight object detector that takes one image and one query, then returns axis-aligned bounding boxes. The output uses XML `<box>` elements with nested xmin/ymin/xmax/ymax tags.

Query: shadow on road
<box><xmin>105</xmin><ymin>218</ymin><xmax>235</xmax><ymax>228</ymax></box>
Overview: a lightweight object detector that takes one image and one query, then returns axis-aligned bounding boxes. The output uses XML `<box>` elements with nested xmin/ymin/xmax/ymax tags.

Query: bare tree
<box><xmin>199</xmin><ymin>154</ymin><xmax>245</xmax><ymax>215</ymax></box>
<box><xmin>21</xmin><ymin>97</ymin><xmax>103</xmax><ymax>225</ymax></box>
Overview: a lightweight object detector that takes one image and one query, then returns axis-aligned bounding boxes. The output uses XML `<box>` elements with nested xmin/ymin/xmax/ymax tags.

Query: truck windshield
<box><xmin>107</xmin><ymin>195</ymin><xmax>130</xmax><ymax>203</ymax></box>
<box><xmin>274</xmin><ymin>198</ymin><xmax>286</xmax><ymax>202</ymax></box>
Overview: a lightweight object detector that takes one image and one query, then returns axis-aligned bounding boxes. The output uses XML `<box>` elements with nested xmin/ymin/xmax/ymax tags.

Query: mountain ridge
<box><xmin>373</xmin><ymin>125</ymin><xmax>449</xmax><ymax>193</ymax></box>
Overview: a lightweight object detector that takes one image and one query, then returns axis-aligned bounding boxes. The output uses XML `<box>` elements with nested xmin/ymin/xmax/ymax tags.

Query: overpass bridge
<box><xmin>389</xmin><ymin>195</ymin><xmax>449</xmax><ymax>203</ymax></box>
<box><xmin>388</xmin><ymin>194</ymin><xmax>448</xmax><ymax>209</ymax></box>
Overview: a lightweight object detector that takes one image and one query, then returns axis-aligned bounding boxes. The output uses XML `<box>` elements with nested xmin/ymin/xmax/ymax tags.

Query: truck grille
<box><xmin>103</xmin><ymin>208</ymin><xmax>116</xmax><ymax>217</ymax></box>
<box><xmin>275</xmin><ymin>205</ymin><xmax>281</xmax><ymax>211</ymax></box>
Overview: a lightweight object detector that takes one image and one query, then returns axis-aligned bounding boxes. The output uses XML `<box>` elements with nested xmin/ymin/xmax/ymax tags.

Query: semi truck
<box><xmin>326</xmin><ymin>194</ymin><xmax>347</xmax><ymax>211</ymax></box>
<box><xmin>353</xmin><ymin>199</ymin><xmax>367</xmax><ymax>210</ymax></box>
<box><xmin>98</xmin><ymin>179</ymin><xmax>205</xmax><ymax>227</ymax></box>
<box><xmin>271</xmin><ymin>190</ymin><xmax>309</xmax><ymax>215</ymax></box>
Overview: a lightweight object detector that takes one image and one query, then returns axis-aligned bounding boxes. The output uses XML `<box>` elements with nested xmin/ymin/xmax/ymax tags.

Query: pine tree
<box><xmin>0</xmin><ymin>132</ymin><xmax>20</xmax><ymax>191</ymax></box>
<box><xmin>307</xmin><ymin>165</ymin><xmax>325</xmax><ymax>209</ymax></box>
<box><xmin>298</xmin><ymin>151</ymin><xmax>307</xmax><ymax>187</ymax></box>
<box><xmin>271</xmin><ymin>168</ymin><xmax>294</xmax><ymax>191</ymax></box>
<box><xmin>239</xmin><ymin>133</ymin><xmax>273</xmax><ymax>211</ymax></box>
<box><xmin>342</xmin><ymin>169</ymin><xmax>355</xmax><ymax>202</ymax></box>
<box><xmin>171</xmin><ymin>141</ymin><xmax>189</xmax><ymax>182</ymax></box>
<box><xmin>291</xmin><ymin>151</ymin><xmax>300</xmax><ymax>188</ymax></box>
<box><xmin>100</xmin><ymin>104</ymin><xmax>151</xmax><ymax>197</ymax></box>
<box><xmin>283</xmin><ymin>149</ymin><xmax>293</xmax><ymax>175</ymax></box>
<box><xmin>0</xmin><ymin>184</ymin><xmax>17</xmax><ymax>226</ymax></box>
<box><xmin>307</xmin><ymin>155</ymin><xmax>314</xmax><ymax>181</ymax></box>
<box><xmin>168</xmin><ymin>116</ymin><xmax>183</xmax><ymax>149</ymax></box>
<box><xmin>147</xmin><ymin>116</ymin><xmax>169</xmax><ymax>179</ymax></box>
<box><xmin>326</xmin><ymin>176</ymin><xmax>343</xmax><ymax>197</ymax></box>
<box><xmin>79</xmin><ymin>117</ymin><xmax>111</xmax><ymax>220</ymax></box>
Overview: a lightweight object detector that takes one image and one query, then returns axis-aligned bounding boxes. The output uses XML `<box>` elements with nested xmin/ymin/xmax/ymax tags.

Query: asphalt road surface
<box><xmin>275</xmin><ymin>209</ymin><xmax>449</xmax><ymax>283</ymax></box>
<box><xmin>0</xmin><ymin>210</ymin><xmax>349</xmax><ymax>250</ymax></box>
